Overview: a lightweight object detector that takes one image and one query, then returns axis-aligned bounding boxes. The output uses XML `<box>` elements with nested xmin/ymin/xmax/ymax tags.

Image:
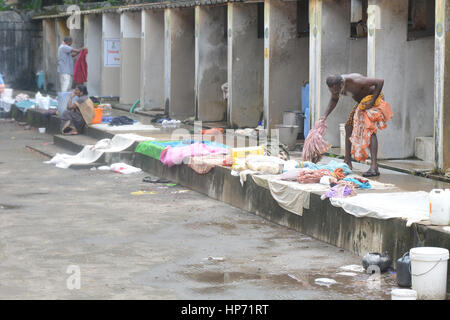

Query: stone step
<box><xmin>53</xmin><ymin>134</ymin><xmax>99</xmax><ymax>153</ymax></box>
<box><xmin>415</xmin><ymin>136</ymin><xmax>434</xmax><ymax>162</ymax></box>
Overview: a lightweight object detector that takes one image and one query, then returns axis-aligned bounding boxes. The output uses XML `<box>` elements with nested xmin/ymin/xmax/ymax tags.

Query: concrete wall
<box><xmin>165</xmin><ymin>8</ymin><xmax>195</xmax><ymax>119</ymax></box>
<box><xmin>43</xmin><ymin>19</ymin><xmax>57</xmax><ymax>92</ymax></box>
<box><xmin>120</xmin><ymin>11</ymin><xmax>141</xmax><ymax>105</ymax></box>
<box><xmin>320</xmin><ymin>0</ymin><xmax>367</xmax><ymax>147</ymax></box>
<box><xmin>84</xmin><ymin>14</ymin><xmax>102</xmax><ymax>96</ymax></box>
<box><xmin>102</xmin><ymin>13</ymin><xmax>121</xmax><ymax>97</ymax></box>
<box><xmin>228</xmin><ymin>2</ymin><xmax>264</xmax><ymax>128</ymax></box>
<box><xmin>0</xmin><ymin>12</ymin><xmax>42</xmax><ymax>90</ymax></box>
<box><xmin>195</xmin><ymin>5</ymin><xmax>228</xmax><ymax>122</ymax></box>
<box><xmin>141</xmin><ymin>10</ymin><xmax>165</xmax><ymax>110</ymax></box>
<box><xmin>368</xmin><ymin>0</ymin><xmax>434</xmax><ymax>159</ymax></box>
<box><xmin>264</xmin><ymin>0</ymin><xmax>309</xmax><ymax>129</ymax></box>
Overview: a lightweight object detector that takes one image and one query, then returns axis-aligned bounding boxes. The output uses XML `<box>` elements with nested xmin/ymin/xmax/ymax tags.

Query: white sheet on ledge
<box><xmin>45</xmin><ymin>133</ymin><xmax>154</xmax><ymax>169</ymax></box>
<box><xmin>330</xmin><ymin>191</ymin><xmax>431</xmax><ymax>227</ymax></box>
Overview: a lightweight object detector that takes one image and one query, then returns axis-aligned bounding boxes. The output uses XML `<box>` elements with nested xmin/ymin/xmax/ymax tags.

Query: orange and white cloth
<box><xmin>349</xmin><ymin>94</ymin><xmax>393</xmax><ymax>162</ymax></box>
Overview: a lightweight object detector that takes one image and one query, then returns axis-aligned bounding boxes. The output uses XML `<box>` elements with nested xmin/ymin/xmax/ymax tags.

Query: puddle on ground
<box><xmin>180</xmin><ymin>268</ymin><xmax>396</xmax><ymax>299</ymax></box>
<box><xmin>0</xmin><ymin>204</ymin><xmax>22</xmax><ymax>210</ymax></box>
<box><xmin>184</xmin><ymin>221</ymin><xmax>237</xmax><ymax>230</ymax></box>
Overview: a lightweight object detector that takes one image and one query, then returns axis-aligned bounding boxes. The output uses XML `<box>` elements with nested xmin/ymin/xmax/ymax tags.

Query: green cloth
<box><xmin>135</xmin><ymin>140</ymin><xmax>230</xmax><ymax>160</ymax></box>
<box><xmin>135</xmin><ymin>141</ymin><xmax>173</xmax><ymax>160</ymax></box>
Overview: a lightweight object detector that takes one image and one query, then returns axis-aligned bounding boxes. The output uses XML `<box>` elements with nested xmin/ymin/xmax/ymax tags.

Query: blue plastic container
<box><xmin>301</xmin><ymin>83</ymin><xmax>309</xmax><ymax>113</ymax></box>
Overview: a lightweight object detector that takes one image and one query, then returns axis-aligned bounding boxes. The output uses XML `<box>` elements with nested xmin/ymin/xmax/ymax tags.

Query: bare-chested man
<box><xmin>321</xmin><ymin>73</ymin><xmax>393</xmax><ymax>177</ymax></box>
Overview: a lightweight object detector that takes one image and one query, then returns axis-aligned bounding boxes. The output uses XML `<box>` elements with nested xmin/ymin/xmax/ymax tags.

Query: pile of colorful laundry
<box><xmin>135</xmin><ymin>140</ymin><xmax>232</xmax><ymax>171</ymax></box>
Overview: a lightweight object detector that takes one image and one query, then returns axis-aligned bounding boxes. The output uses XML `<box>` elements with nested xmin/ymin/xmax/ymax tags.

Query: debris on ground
<box><xmin>362</xmin><ymin>252</ymin><xmax>392</xmax><ymax>273</ymax></box>
<box><xmin>204</xmin><ymin>256</ymin><xmax>225</xmax><ymax>262</ymax></box>
<box><xmin>314</xmin><ymin>278</ymin><xmax>337</xmax><ymax>287</ymax></box>
<box><xmin>142</xmin><ymin>176</ymin><xmax>171</xmax><ymax>184</ymax></box>
<box><xmin>131</xmin><ymin>191</ymin><xmax>157</xmax><ymax>196</ymax></box>
<box><xmin>339</xmin><ymin>265</ymin><xmax>364</xmax><ymax>273</ymax></box>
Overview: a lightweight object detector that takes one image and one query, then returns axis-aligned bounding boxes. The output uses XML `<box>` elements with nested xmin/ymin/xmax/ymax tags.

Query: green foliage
<box><xmin>0</xmin><ymin>0</ymin><xmax>11</xmax><ymax>11</ymax></box>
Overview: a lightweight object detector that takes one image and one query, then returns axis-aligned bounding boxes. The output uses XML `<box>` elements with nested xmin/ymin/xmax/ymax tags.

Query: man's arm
<box><xmin>322</xmin><ymin>93</ymin><xmax>340</xmax><ymax>120</ymax></box>
<box><xmin>360</xmin><ymin>77</ymin><xmax>384</xmax><ymax>108</ymax></box>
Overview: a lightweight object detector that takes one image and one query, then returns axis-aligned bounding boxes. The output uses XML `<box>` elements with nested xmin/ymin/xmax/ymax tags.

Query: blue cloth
<box><xmin>302</xmin><ymin>160</ymin><xmax>353</xmax><ymax>176</ymax></box>
<box><xmin>15</xmin><ymin>100</ymin><xmax>36</xmax><ymax>110</ymax></box>
<box><xmin>0</xmin><ymin>73</ymin><xmax>4</xmax><ymax>85</ymax></box>
<box><xmin>344</xmin><ymin>178</ymin><xmax>371</xmax><ymax>189</ymax></box>
<box><xmin>150</xmin><ymin>140</ymin><xmax>229</xmax><ymax>150</ymax></box>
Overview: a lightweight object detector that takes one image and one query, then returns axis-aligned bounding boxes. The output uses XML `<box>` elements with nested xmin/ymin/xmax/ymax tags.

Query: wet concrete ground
<box><xmin>0</xmin><ymin>119</ymin><xmax>398</xmax><ymax>299</ymax></box>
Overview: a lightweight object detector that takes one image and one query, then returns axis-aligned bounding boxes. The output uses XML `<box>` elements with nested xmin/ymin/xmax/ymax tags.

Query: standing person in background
<box><xmin>0</xmin><ymin>73</ymin><xmax>5</xmax><ymax>94</ymax></box>
<box><xmin>57</xmin><ymin>37</ymin><xmax>86</xmax><ymax>92</ymax></box>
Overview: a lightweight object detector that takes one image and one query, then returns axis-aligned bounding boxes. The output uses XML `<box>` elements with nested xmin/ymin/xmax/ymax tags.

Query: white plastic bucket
<box><xmin>391</xmin><ymin>289</ymin><xmax>417</xmax><ymax>300</ymax></box>
<box><xmin>1</xmin><ymin>88</ymin><xmax>13</xmax><ymax>99</ymax></box>
<box><xmin>410</xmin><ymin>247</ymin><xmax>449</xmax><ymax>300</ymax></box>
<box><xmin>339</xmin><ymin>123</ymin><xmax>346</xmax><ymax>156</ymax></box>
<box><xmin>429</xmin><ymin>189</ymin><xmax>450</xmax><ymax>225</ymax></box>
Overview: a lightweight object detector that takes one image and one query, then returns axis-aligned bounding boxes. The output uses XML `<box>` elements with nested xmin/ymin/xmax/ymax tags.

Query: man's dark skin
<box><xmin>64</xmin><ymin>39</ymin><xmax>85</xmax><ymax>57</ymax></box>
<box><xmin>321</xmin><ymin>73</ymin><xmax>384</xmax><ymax>175</ymax></box>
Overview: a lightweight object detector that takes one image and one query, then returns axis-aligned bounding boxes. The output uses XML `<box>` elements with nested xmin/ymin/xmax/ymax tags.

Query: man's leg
<box><xmin>369</xmin><ymin>133</ymin><xmax>378</xmax><ymax>172</ymax></box>
<box><xmin>345</xmin><ymin>124</ymin><xmax>353</xmax><ymax>169</ymax></box>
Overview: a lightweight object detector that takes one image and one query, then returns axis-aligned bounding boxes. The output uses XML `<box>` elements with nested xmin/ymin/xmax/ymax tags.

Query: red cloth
<box><xmin>73</xmin><ymin>49</ymin><xmax>88</xmax><ymax>84</ymax></box>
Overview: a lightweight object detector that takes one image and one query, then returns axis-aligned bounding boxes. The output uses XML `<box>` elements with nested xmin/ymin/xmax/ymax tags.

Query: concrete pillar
<box><xmin>320</xmin><ymin>0</ymin><xmax>367</xmax><ymax>147</ymax></box>
<box><xmin>120</xmin><ymin>11</ymin><xmax>141</xmax><ymax>105</ymax></box>
<box><xmin>55</xmin><ymin>19</ymin><xmax>71</xmax><ymax>91</ymax></box>
<box><xmin>264</xmin><ymin>0</ymin><xmax>309</xmax><ymax>130</ymax></box>
<box><xmin>84</xmin><ymin>14</ymin><xmax>102</xmax><ymax>96</ymax></box>
<box><xmin>55</xmin><ymin>18</ymin><xmax>70</xmax><ymax>46</ymax></box>
<box><xmin>164</xmin><ymin>8</ymin><xmax>195</xmax><ymax>119</ymax></box>
<box><xmin>195</xmin><ymin>5</ymin><xmax>228</xmax><ymax>122</ymax></box>
<box><xmin>141</xmin><ymin>10</ymin><xmax>165</xmax><ymax>110</ymax></box>
<box><xmin>101</xmin><ymin>13</ymin><xmax>120</xmax><ymax>97</ymax></box>
<box><xmin>69</xmin><ymin>14</ymin><xmax>84</xmax><ymax>50</ymax></box>
<box><xmin>367</xmin><ymin>0</ymin><xmax>434</xmax><ymax>159</ymax></box>
<box><xmin>434</xmin><ymin>0</ymin><xmax>450</xmax><ymax>171</ymax></box>
<box><xmin>227</xmin><ymin>2</ymin><xmax>264</xmax><ymax>128</ymax></box>
<box><xmin>309</xmin><ymin>0</ymin><xmax>322</xmax><ymax>128</ymax></box>
<box><xmin>43</xmin><ymin>19</ymin><xmax>58</xmax><ymax>92</ymax></box>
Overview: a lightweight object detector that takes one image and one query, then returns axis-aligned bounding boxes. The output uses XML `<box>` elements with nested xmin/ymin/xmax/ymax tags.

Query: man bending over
<box><xmin>322</xmin><ymin>73</ymin><xmax>393</xmax><ymax>177</ymax></box>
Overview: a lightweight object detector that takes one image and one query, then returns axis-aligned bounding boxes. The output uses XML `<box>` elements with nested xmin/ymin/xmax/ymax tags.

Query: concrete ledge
<box><xmin>7</xmin><ymin>103</ymin><xmax>450</xmax><ymax>292</ymax></box>
<box><xmin>133</xmin><ymin>153</ymin><xmax>450</xmax><ymax>292</ymax></box>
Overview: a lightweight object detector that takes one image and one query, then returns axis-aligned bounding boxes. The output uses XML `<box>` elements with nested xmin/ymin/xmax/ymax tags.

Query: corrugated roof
<box><xmin>33</xmin><ymin>0</ymin><xmax>243</xmax><ymax>19</ymax></box>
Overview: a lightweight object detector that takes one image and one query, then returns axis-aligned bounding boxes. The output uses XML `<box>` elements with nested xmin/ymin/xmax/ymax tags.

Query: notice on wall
<box><xmin>104</xmin><ymin>39</ymin><xmax>120</xmax><ymax>67</ymax></box>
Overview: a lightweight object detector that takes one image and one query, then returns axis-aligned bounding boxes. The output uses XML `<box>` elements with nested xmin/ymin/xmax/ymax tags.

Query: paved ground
<box><xmin>0</xmin><ymin>119</ymin><xmax>397</xmax><ymax>299</ymax></box>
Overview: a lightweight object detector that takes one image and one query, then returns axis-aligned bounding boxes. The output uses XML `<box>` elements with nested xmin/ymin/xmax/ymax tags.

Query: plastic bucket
<box><xmin>275</xmin><ymin>124</ymin><xmax>300</xmax><ymax>150</ymax></box>
<box><xmin>92</xmin><ymin>108</ymin><xmax>103</xmax><ymax>124</ymax></box>
<box><xmin>429</xmin><ymin>189</ymin><xmax>450</xmax><ymax>225</ymax></box>
<box><xmin>391</xmin><ymin>289</ymin><xmax>417</xmax><ymax>300</ymax></box>
<box><xmin>410</xmin><ymin>247</ymin><xmax>449</xmax><ymax>300</ymax></box>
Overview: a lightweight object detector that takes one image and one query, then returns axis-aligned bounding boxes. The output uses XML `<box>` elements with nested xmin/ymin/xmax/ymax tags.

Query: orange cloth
<box><xmin>350</xmin><ymin>94</ymin><xmax>393</xmax><ymax>162</ymax></box>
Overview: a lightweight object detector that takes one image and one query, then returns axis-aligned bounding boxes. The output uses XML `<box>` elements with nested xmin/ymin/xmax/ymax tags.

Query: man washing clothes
<box><xmin>321</xmin><ymin>73</ymin><xmax>393</xmax><ymax>177</ymax></box>
<box><xmin>57</xmin><ymin>37</ymin><xmax>86</xmax><ymax>92</ymax></box>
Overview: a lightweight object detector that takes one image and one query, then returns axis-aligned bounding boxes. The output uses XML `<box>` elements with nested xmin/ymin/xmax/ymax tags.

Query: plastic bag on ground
<box><xmin>110</xmin><ymin>163</ymin><xmax>142</xmax><ymax>174</ymax></box>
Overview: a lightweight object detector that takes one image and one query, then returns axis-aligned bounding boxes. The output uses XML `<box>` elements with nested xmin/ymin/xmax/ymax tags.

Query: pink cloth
<box><xmin>302</xmin><ymin>119</ymin><xmax>331</xmax><ymax>163</ymax></box>
<box><xmin>160</xmin><ymin>143</ymin><xmax>229</xmax><ymax>167</ymax></box>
